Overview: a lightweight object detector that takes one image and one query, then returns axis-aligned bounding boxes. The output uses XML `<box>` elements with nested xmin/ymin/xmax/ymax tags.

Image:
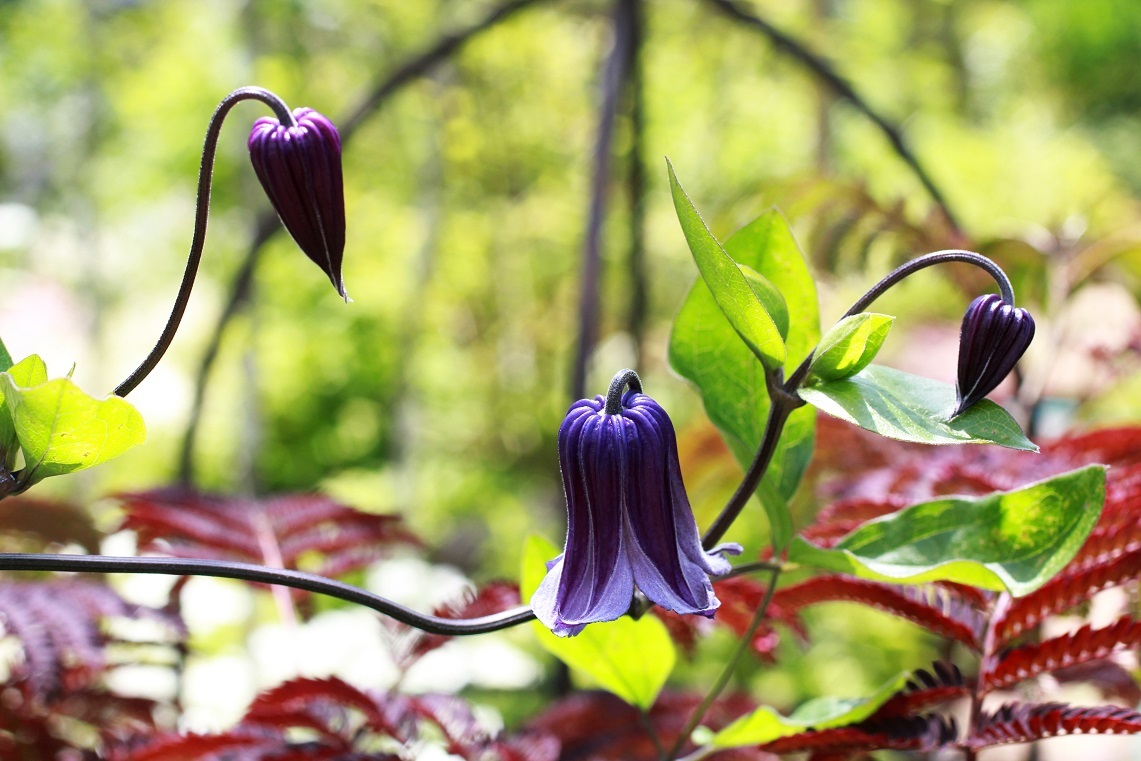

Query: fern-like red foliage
<box><xmin>0</xmin><ymin>579</ymin><xmax>183</xmax><ymax>756</ymax></box>
<box><xmin>731</xmin><ymin>421</ymin><xmax>1141</xmax><ymax>755</ymax></box>
<box><xmin>117</xmin><ymin>487</ymin><xmax>420</xmax><ymax>591</ymax></box>
<box><xmin>110</xmin><ymin>676</ymin><xmax>559</xmax><ymax>761</ymax></box>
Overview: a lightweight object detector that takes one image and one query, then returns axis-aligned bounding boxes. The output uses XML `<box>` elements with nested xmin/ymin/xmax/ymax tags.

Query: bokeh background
<box><xmin>0</xmin><ymin>0</ymin><xmax>1139</xmax><ymax>751</ymax></box>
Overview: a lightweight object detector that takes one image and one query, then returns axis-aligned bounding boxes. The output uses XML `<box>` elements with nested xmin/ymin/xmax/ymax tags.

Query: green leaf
<box><xmin>0</xmin><ymin>338</ymin><xmax>13</xmax><ymax>373</ymax></box>
<box><xmin>0</xmin><ymin>372</ymin><xmax>147</xmax><ymax>487</ymax></box>
<box><xmin>738</xmin><ymin>264</ymin><xmax>789</xmax><ymax>340</ymax></box>
<box><xmin>807</xmin><ymin>313</ymin><xmax>894</xmax><ymax>383</ymax></box>
<box><xmin>789</xmin><ymin>465</ymin><xmax>1106</xmax><ymax>596</ymax></box>
<box><xmin>667</xmin><ymin>159</ymin><xmax>785</xmax><ymax>370</ymax></box>
<box><xmin>669</xmin><ymin>207</ymin><xmax>819</xmax><ymax>549</ymax></box>
<box><xmin>0</xmin><ymin>355</ymin><xmax>48</xmax><ymax>471</ymax></box>
<box><xmin>711</xmin><ymin>671</ymin><xmax>910</xmax><ymax>748</ymax></box>
<box><xmin>797</xmin><ymin>364</ymin><xmax>1037</xmax><ymax>451</ymax></box>
<box><xmin>520</xmin><ymin>535</ymin><xmax>675</xmax><ymax>710</ymax></box>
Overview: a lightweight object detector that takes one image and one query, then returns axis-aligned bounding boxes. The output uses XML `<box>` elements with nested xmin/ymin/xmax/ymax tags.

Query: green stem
<box><xmin>666</xmin><ymin>565</ymin><xmax>782</xmax><ymax>760</ymax></box>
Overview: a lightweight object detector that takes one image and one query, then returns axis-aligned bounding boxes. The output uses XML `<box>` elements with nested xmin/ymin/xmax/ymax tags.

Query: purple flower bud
<box><xmin>954</xmin><ymin>294</ymin><xmax>1035</xmax><ymax>417</ymax></box>
<box><xmin>248</xmin><ymin>107</ymin><xmax>347</xmax><ymax>299</ymax></box>
<box><xmin>531</xmin><ymin>371</ymin><xmax>740</xmax><ymax>637</ymax></box>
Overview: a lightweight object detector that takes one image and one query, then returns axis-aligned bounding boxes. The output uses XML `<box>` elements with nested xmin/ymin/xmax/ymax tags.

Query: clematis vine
<box><xmin>953</xmin><ymin>294</ymin><xmax>1035</xmax><ymax>417</ymax></box>
<box><xmin>532</xmin><ymin>369</ymin><xmax>740</xmax><ymax>637</ymax></box>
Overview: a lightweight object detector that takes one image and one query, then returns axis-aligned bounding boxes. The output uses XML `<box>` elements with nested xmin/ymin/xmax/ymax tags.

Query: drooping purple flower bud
<box><xmin>953</xmin><ymin>294</ymin><xmax>1035</xmax><ymax>417</ymax></box>
<box><xmin>531</xmin><ymin>370</ymin><xmax>740</xmax><ymax>637</ymax></box>
<box><xmin>248</xmin><ymin>107</ymin><xmax>347</xmax><ymax>299</ymax></box>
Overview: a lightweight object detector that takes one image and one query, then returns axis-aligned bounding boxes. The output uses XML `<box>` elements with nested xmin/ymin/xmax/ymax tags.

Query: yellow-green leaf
<box><xmin>521</xmin><ymin>535</ymin><xmax>675</xmax><ymax>710</ymax></box>
<box><xmin>0</xmin><ymin>372</ymin><xmax>146</xmax><ymax>487</ymax></box>
<box><xmin>711</xmin><ymin>672</ymin><xmax>911</xmax><ymax>748</ymax></box>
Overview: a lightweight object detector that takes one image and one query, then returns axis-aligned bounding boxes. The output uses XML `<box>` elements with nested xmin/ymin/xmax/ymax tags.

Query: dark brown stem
<box><xmin>700</xmin><ymin>0</ymin><xmax>963</xmax><ymax>234</ymax></box>
<box><xmin>702</xmin><ymin>368</ymin><xmax>801</xmax><ymax>550</ymax></box>
<box><xmin>0</xmin><ymin>553</ymin><xmax>534</xmax><ymax>636</ymax></box>
<box><xmin>784</xmin><ymin>249</ymin><xmax>1016</xmax><ymax>390</ymax></box>
<box><xmin>571</xmin><ymin>0</ymin><xmax>637</xmax><ymax>398</ymax></box>
<box><xmin>113</xmin><ymin>87</ymin><xmax>293</xmax><ymax>398</ymax></box>
<box><xmin>337</xmin><ymin>0</ymin><xmax>545</xmax><ymax>138</ymax></box>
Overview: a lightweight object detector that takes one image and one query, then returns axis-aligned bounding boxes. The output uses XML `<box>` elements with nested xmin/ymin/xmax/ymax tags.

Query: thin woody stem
<box><xmin>702</xmin><ymin>368</ymin><xmax>802</xmax><ymax>550</ymax></box>
<box><xmin>0</xmin><ymin>553</ymin><xmax>534</xmax><ymax>636</ymax></box>
<box><xmin>667</xmin><ymin>565</ymin><xmax>782</xmax><ymax>760</ymax></box>
<box><xmin>113</xmin><ymin>86</ymin><xmax>295</xmax><ymax>398</ymax></box>
<box><xmin>571</xmin><ymin>0</ymin><xmax>637</xmax><ymax>399</ymax></box>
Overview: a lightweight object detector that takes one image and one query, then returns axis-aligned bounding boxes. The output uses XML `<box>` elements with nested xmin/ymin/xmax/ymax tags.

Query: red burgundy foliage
<box><xmin>387</xmin><ymin>580</ymin><xmax>522</xmax><ymax>669</ymax></box>
<box><xmin>0</xmin><ymin>579</ymin><xmax>183</xmax><ymax>757</ymax></box>
<box><xmin>525</xmin><ymin>690</ymin><xmax>770</xmax><ymax>761</ymax></box>
<box><xmin>110</xmin><ymin>677</ymin><xmax>559</xmax><ymax>761</ymax></box>
<box><xmin>117</xmin><ymin>488</ymin><xmax>420</xmax><ymax>594</ymax></box>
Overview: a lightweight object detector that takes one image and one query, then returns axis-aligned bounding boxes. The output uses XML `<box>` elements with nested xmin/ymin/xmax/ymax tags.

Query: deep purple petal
<box><xmin>622</xmin><ymin>394</ymin><xmax>728</xmax><ymax>616</ymax></box>
<box><xmin>248</xmin><ymin>107</ymin><xmax>347</xmax><ymax>298</ymax></box>
<box><xmin>531</xmin><ymin>399</ymin><xmax>635</xmax><ymax>637</ymax></box>
<box><xmin>954</xmin><ymin>295</ymin><xmax>1035</xmax><ymax>416</ymax></box>
<box><xmin>531</xmin><ymin>386</ymin><xmax>737</xmax><ymax>636</ymax></box>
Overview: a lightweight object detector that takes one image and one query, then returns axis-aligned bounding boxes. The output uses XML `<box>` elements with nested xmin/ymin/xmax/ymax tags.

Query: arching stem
<box><xmin>113</xmin><ymin>86</ymin><xmax>295</xmax><ymax>398</ymax></box>
<box><xmin>0</xmin><ymin>553</ymin><xmax>533</xmax><ymax>636</ymax></box>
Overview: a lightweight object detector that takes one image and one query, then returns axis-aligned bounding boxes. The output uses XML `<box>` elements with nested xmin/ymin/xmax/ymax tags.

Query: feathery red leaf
<box><xmin>984</xmin><ymin>615</ymin><xmax>1141</xmax><ymax>693</ymax></box>
<box><xmin>969</xmin><ymin>702</ymin><xmax>1141</xmax><ymax>749</ymax></box>
<box><xmin>771</xmin><ymin>576</ymin><xmax>984</xmax><ymax>649</ymax></box>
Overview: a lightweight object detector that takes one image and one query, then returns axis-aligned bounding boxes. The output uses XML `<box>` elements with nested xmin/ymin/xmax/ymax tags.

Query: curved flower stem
<box><xmin>112</xmin><ymin>87</ymin><xmax>295</xmax><ymax>398</ymax></box>
<box><xmin>842</xmin><ymin>249</ymin><xmax>1015</xmax><ymax>316</ymax></box>
<box><xmin>666</xmin><ymin>565</ymin><xmax>782</xmax><ymax>760</ymax></box>
<box><xmin>0</xmin><ymin>553</ymin><xmax>534</xmax><ymax>636</ymax></box>
<box><xmin>784</xmin><ymin>249</ymin><xmax>1016</xmax><ymax>400</ymax></box>
<box><xmin>702</xmin><ymin>368</ymin><xmax>802</xmax><ymax>550</ymax></box>
<box><xmin>605</xmin><ymin>367</ymin><xmax>643</xmax><ymax>414</ymax></box>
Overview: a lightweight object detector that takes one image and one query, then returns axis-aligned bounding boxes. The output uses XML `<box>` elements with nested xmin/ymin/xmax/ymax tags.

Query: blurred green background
<box><xmin>1</xmin><ymin>0</ymin><xmax>1139</xmax><ymax>736</ymax></box>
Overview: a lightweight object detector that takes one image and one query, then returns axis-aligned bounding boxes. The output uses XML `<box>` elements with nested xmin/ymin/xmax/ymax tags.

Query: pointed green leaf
<box><xmin>667</xmin><ymin>159</ymin><xmax>785</xmax><ymax>370</ymax></box>
<box><xmin>711</xmin><ymin>671</ymin><xmax>910</xmax><ymax>748</ymax></box>
<box><xmin>0</xmin><ymin>338</ymin><xmax>13</xmax><ymax>373</ymax></box>
<box><xmin>0</xmin><ymin>372</ymin><xmax>146</xmax><ymax>487</ymax></box>
<box><xmin>797</xmin><ymin>364</ymin><xmax>1036</xmax><ymax>451</ymax></box>
<box><xmin>521</xmin><ymin>535</ymin><xmax>675</xmax><ymax>710</ymax></box>
<box><xmin>789</xmin><ymin>465</ymin><xmax>1105</xmax><ymax>596</ymax></box>
<box><xmin>738</xmin><ymin>264</ymin><xmax>789</xmax><ymax>340</ymax></box>
<box><xmin>807</xmin><ymin>313</ymin><xmax>894</xmax><ymax>383</ymax></box>
<box><xmin>669</xmin><ymin>207</ymin><xmax>819</xmax><ymax>549</ymax></box>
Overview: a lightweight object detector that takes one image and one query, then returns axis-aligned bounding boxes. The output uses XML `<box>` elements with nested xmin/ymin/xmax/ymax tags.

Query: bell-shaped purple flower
<box><xmin>248</xmin><ymin>107</ymin><xmax>347</xmax><ymax>299</ymax></box>
<box><xmin>531</xmin><ymin>370</ymin><xmax>740</xmax><ymax>637</ymax></box>
<box><xmin>954</xmin><ymin>294</ymin><xmax>1035</xmax><ymax>417</ymax></box>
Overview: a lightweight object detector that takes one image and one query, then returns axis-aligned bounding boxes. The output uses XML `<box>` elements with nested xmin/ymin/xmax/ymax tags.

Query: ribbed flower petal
<box><xmin>533</xmin><ymin>398</ymin><xmax>635</xmax><ymax>636</ymax></box>
<box><xmin>532</xmin><ymin>376</ymin><xmax>737</xmax><ymax>637</ymax></box>
<box><xmin>248</xmin><ymin>107</ymin><xmax>347</xmax><ymax>299</ymax></box>
<box><xmin>621</xmin><ymin>392</ymin><xmax>736</xmax><ymax>616</ymax></box>
<box><xmin>954</xmin><ymin>295</ymin><xmax>1035</xmax><ymax>417</ymax></box>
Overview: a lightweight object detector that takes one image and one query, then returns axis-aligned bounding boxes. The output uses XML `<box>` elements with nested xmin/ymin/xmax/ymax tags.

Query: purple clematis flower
<box><xmin>248</xmin><ymin>107</ymin><xmax>347</xmax><ymax>300</ymax></box>
<box><xmin>953</xmin><ymin>294</ymin><xmax>1035</xmax><ymax>417</ymax></box>
<box><xmin>532</xmin><ymin>369</ymin><xmax>740</xmax><ymax>637</ymax></box>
